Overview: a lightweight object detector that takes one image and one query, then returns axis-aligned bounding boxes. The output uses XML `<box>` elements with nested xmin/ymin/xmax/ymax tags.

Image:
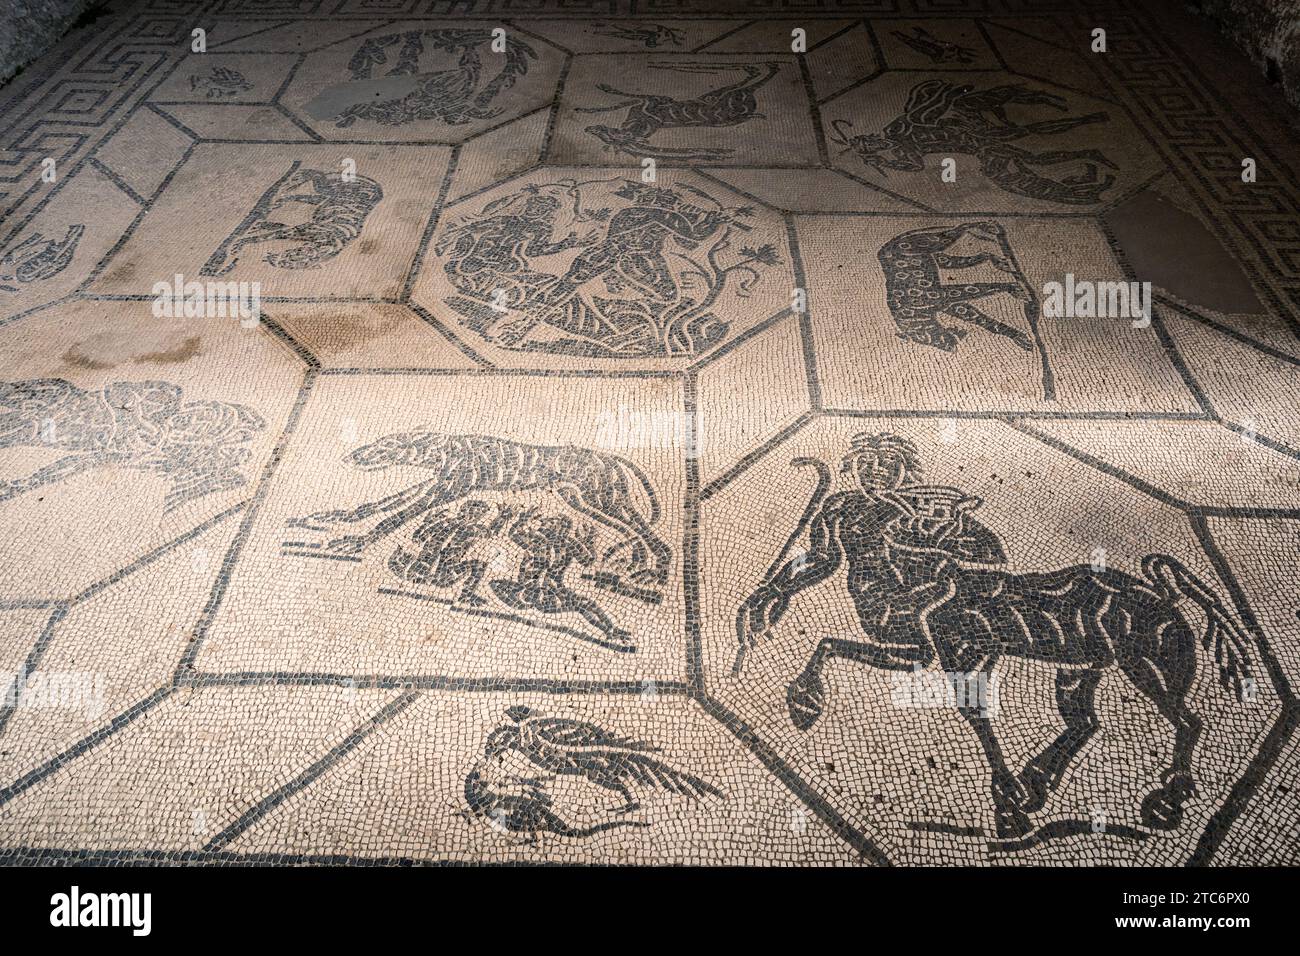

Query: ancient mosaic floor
<box><xmin>1</xmin><ymin>0</ymin><xmax>1299</xmax><ymax>867</ymax></box>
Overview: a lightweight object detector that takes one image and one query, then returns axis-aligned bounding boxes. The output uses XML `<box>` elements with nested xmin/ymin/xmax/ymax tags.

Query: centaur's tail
<box><xmin>732</xmin><ymin>457</ymin><xmax>832</xmax><ymax>676</ymax></box>
<box><xmin>1143</xmin><ymin>555</ymin><xmax>1254</xmax><ymax>701</ymax></box>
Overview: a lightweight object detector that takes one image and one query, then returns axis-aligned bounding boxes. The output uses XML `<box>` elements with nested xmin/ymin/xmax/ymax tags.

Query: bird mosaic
<box><xmin>463</xmin><ymin>706</ymin><xmax>724</xmax><ymax>840</ymax></box>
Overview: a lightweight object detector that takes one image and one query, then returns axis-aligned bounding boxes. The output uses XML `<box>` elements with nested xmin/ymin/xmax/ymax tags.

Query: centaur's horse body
<box><xmin>736</xmin><ymin>434</ymin><xmax>1253</xmax><ymax>839</ymax></box>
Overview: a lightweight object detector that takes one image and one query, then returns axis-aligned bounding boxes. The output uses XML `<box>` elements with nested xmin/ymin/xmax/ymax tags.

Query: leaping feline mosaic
<box><xmin>579</xmin><ymin>61</ymin><xmax>781</xmax><ymax>161</ymax></box>
<box><xmin>590</xmin><ymin>22</ymin><xmax>685</xmax><ymax>48</ymax></box>
<box><xmin>0</xmin><ymin>378</ymin><xmax>265</xmax><ymax>512</ymax></box>
<box><xmin>831</xmin><ymin>81</ymin><xmax>1117</xmax><ymax>204</ymax></box>
<box><xmin>735</xmin><ymin>433</ymin><xmax>1261</xmax><ymax>842</ymax></box>
<box><xmin>892</xmin><ymin>27</ymin><xmax>977</xmax><ymax>64</ymax></box>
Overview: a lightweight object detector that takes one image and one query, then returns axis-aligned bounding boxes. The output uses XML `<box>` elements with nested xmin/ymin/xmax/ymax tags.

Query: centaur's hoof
<box><xmin>1141</xmin><ymin>774</ymin><xmax>1195</xmax><ymax>830</ymax></box>
<box><xmin>787</xmin><ymin>670</ymin><xmax>825</xmax><ymax>731</ymax></box>
<box><xmin>1016</xmin><ymin>762</ymin><xmax>1053</xmax><ymax>815</ymax></box>
<box><xmin>993</xmin><ymin>804</ymin><xmax>1034</xmax><ymax>840</ymax></box>
<box><xmin>992</xmin><ymin>780</ymin><xmax>1035</xmax><ymax>838</ymax></box>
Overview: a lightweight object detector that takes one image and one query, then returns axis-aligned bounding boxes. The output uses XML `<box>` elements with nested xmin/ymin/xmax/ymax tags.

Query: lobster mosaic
<box><xmin>463</xmin><ymin>706</ymin><xmax>722</xmax><ymax>841</ymax></box>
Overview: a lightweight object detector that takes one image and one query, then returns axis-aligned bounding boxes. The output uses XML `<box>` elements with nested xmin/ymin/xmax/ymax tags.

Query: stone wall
<box><xmin>1191</xmin><ymin>0</ymin><xmax>1300</xmax><ymax>109</ymax></box>
<box><xmin>1</xmin><ymin>0</ymin><xmax>98</xmax><ymax>86</ymax></box>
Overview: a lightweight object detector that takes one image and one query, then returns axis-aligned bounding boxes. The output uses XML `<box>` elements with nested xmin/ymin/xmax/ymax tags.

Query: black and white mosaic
<box><xmin>0</xmin><ymin>0</ymin><xmax>1297</xmax><ymax>868</ymax></box>
<box><xmin>433</xmin><ymin>176</ymin><xmax>781</xmax><ymax>357</ymax></box>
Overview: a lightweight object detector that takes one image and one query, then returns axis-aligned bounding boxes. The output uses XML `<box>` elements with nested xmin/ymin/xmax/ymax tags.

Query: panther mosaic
<box><xmin>201</xmin><ymin>162</ymin><xmax>383</xmax><ymax>276</ymax></box>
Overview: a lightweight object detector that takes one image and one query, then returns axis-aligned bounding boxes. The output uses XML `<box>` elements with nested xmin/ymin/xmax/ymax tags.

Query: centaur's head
<box><xmin>841</xmin><ymin>432</ymin><xmax>922</xmax><ymax>493</ymax></box>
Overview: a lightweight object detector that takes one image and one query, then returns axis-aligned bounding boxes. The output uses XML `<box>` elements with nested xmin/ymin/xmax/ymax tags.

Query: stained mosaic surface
<box><xmin>0</xmin><ymin>0</ymin><xmax>1298</xmax><ymax>867</ymax></box>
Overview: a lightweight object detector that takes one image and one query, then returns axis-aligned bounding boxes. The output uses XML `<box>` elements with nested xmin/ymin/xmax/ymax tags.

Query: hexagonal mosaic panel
<box><xmin>699</xmin><ymin>418</ymin><xmax>1292</xmax><ymax>864</ymax></box>
<box><xmin>280</xmin><ymin>22</ymin><xmax>566</xmax><ymax>142</ymax></box>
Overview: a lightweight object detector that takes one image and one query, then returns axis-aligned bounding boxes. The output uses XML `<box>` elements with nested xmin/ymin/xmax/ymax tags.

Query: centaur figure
<box><xmin>735</xmin><ymin>433</ymin><xmax>1254</xmax><ymax>839</ymax></box>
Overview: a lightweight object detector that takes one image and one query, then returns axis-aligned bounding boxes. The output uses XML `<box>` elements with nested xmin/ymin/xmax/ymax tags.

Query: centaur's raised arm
<box><xmin>734</xmin><ymin>459</ymin><xmax>843</xmax><ymax>664</ymax></box>
<box><xmin>767</xmin><ymin>499</ymin><xmax>844</xmax><ymax>596</ymax></box>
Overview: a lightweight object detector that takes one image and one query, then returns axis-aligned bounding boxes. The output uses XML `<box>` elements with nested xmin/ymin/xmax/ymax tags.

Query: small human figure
<box><xmin>388</xmin><ymin>499</ymin><xmax>508</xmax><ymax>606</ymax></box>
<box><xmin>490</xmin><ymin>508</ymin><xmax>634</xmax><ymax>650</ymax></box>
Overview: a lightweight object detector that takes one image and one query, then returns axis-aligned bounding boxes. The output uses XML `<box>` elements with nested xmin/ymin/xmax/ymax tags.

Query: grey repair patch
<box><xmin>1104</xmin><ymin>190</ymin><xmax>1263</xmax><ymax>314</ymax></box>
<box><xmin>302</xmin><ymin>74</ymin><xmax>424</xmax><ymax>122</ymax></box>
